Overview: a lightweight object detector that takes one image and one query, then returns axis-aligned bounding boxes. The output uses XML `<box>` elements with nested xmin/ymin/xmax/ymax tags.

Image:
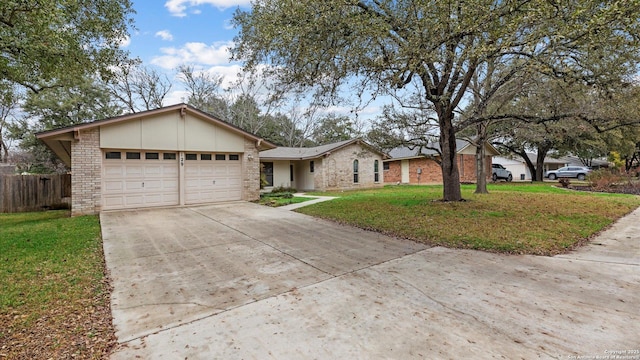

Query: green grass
<box><xmin>298</xmin><ymin>183</ymin><xmax>640</xmax><ymax>255</ymax></box>
<box><xmin>0</xmin><ymin>210</ymin><xmax>112</xmax><ymax>358</ymax></box>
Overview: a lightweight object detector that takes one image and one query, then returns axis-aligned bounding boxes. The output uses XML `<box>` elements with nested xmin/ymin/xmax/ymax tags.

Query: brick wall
<box><xmin>320</xmin><ymin>143</ymin><xmax>384</xmax><ymax>191</ymax></box>
<box><xmin>243</xmin><ymin>139</ymin><xmax>260</xmax><ymax>201</ymax></box>
<box><xmin>71</xmin><ymin>128</ymin><xmax>102</xmax><ymax>216</ymax></box>
<box><xmin>384</xmin><ymin>154</ymin><xmax>491</xmax><ymax>184</ymax></box>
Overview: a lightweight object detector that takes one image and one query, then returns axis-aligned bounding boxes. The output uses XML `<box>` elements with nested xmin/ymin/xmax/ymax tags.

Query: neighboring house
<box><xmin>493</xmin><ymin>153</ymin><xmax>609</xmax><ymax>181</ymax></box>
<box><xmin>259</xmin><ymin>139</ymin><xmax>386</xmax><ymax>191</ymax></box>
<box><xmin>37</xmin><ymin>104</ymin><xmax>276</xmax><ymax>216</ymax></box>
<box><xmin>384</xmin><ymin>140</ymin><xmax>500</xmax><ymax>184</ymax></box>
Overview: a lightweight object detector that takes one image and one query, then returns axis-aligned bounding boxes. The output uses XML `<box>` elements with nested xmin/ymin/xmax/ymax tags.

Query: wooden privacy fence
<box><xmin>0</xmin><ymin>174</ymin><xmax>71</xmax><ymax>213</ymax></box>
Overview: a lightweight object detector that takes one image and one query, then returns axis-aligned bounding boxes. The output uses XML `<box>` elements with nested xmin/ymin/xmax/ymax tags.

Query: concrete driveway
<box><xmin>103</xmin><ymin>203</ymin><xmax>640</xmax><ymax>359</ymax></box>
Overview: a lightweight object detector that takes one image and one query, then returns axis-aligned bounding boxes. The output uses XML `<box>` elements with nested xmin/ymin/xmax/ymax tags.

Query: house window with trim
<box><xmin>262</xmin><ymin>162</ymin><xmax>274</xmax><ymax>187</ymax></box>
<box><xmin>353</xmin><ymin>159</ymin><xmax>359</xmax><ymax>183</ymax></box>
<box><xmin>383</xmin><ymin>162</ymin><xmax>390</xmax><ymax>171</ymax></box>
<box><xmin>374</xmin><ymin>160</ymin><xmax>379</xmax><ymax>183</ymax></box>
<box><xmin>290</xmin><ymin>164</ymin><xmax>294</xmax><ymax>182</ymax></box>
<box><xmin>310</xmin><ymin>160</ymin><xmax>314</xmax><ymax>173</ymax></box>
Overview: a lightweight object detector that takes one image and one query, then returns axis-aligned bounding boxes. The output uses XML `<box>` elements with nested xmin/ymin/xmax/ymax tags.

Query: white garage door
<box><xmin>102</xmin><ymin>151</ymin><xmax>179</xmax><ymax>210</ymax></box>
<box><xmin>184</xmin><ymin>153</ymin><xmax>242</xmax><ymax>204</ymax></box>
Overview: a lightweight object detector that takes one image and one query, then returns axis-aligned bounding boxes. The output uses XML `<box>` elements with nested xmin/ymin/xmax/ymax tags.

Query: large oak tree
<box><xmin>232</xmin><ymin>0</ymin><xmax>640</xmax><ymax>201</ymax></box>
<box><xmin>1</xmin><ymin>0</ymin><xmax>134</xmax><ymax>92</ymax></box>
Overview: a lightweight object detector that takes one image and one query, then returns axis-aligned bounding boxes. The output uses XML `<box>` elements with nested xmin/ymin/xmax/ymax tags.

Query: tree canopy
<box><xmin>233</xmin><ymin>0</ymin><xmax>640</xmax><ymax>200</ymax></box>
<box><xmin>1</xmin><ymin>0</ymin><xmax>135</xmax><ymax>92</ymax></box>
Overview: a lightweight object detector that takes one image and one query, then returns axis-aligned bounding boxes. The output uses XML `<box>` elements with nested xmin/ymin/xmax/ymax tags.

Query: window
<box><xmin>201</xmin><ymin>154</ymin><xmax>212</xmax><ymax>160</ymax></box>
<box><xmin>105</xmin><ymin>152</ymin><xmax>121</xmax><ymax>159</ymax></box>
<box><xmin>126</xmin><ymin>152</ymin><xmax>141</xmax><ymax>160</ymax></box>
<box><xmin>185</xmin><ymin>153</ymin><xmax>197</xmax><ymax>160</ymax></box>
<box><xmin>215</xmin><ymin>154</ymin><xmax>226</xmax><ymax>160</ymax></box>
<box><xmin>229</xmin><ymin>154</ymin><xmax>240</xmax><ymax>160</ymax></box>
<box><xmin>290</xmin><ymin>164</ymin><xmax>294</xmax><ymax>182</ymax></box>
<box><xmin>145</xmin><ymin>152</ymin><xmax>159</xmax><ymax>160</ymax></box>
<box><xmin>353</xmin><ymin>159</ymin><xmax>359</xmax><ymax>183</ymax></box>
<box><xmin>383</xmin><ymin>162</ymin><xmax>390</xmax><ymax>171</ymax></box>
<box><xmin>310</xmin><ymin>161</ymin><xmax>314</xmax><ymax>173</ymax></box>
<box><xmin>374</xmin><ymin>160</ymin><xmax>379</xmax><ymax>183</ymax></box>
<box><xmin>163</xmin><ymin>153</ymin><xmax>177</xmax><ymax>160</ymax></box>
<box><xmin>262</xmin><ymin>162</ymin><xmax>274</xmax><ymax>186</ymax></box>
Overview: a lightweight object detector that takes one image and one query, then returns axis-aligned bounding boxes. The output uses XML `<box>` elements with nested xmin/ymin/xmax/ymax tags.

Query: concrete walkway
<box><xmin>277</xmin><ymin>193</ymin><xmax>338</xmax><ymax>210</ymax></box>
<box><xmin>105</xmin><ymin>203</ymin><xmax>640</xmax><ymax>359</ymax></box>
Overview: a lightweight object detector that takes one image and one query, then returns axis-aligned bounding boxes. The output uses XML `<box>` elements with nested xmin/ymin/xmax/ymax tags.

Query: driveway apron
<box><xmin>100</xmin><ymin>202</ymin><xmax>427</xmax><ymax>343</ymax></box>
<box><xmin>103</xmin><ymin>203</ymin><xmax>640</xmax><ymax>359</ymax></box>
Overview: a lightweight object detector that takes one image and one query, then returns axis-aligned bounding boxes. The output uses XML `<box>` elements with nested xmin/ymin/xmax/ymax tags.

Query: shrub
<box><xmin>261</xmin><ymin>192</ymin><xmax>294</xmax><ymax>199</ymax></box>
<box><xmin>271</xmin><ymin>186</ymin><xmax>297</xmax><ymax>194</ymax></box>
<box><xmin>587</xmin><ymin>169</ymin><xmax>623</xmax><ymax>190</ymax></box>
<box><xmin>558</xmin><ymin>178</ymin><xmax>571</xmax><ymax>188</ymax></box>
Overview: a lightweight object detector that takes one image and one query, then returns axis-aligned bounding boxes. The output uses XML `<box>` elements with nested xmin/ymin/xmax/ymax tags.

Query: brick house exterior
<box><xmin>384</xmin><ymin>140</ymin><xmax>499</xmax><ymax>184</ymax></box>
<box><xmin>259</xmin><ymin>139</ymin><xmax>386</xmax><ymax>191</ymax></box>
<box><xmin>37</xmin><ymin>104</ymin><xmax>275</xmax><ymax>215</ymax></box>
<box><xmin>70</xmin><ymin>128</ymin><xmax>102</xmax><ymax>216</ymax></box>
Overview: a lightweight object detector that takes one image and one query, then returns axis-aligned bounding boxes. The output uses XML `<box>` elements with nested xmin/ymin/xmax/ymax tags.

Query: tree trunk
<box><xmin>534</xmin><ymin>144</ymin><xmax>552</xmax><ymax>181</ymax></box>
<box><xmin>535</xmin><ymin>151</ymin><xmax>546</xmax><ymax>181</ymax></box>
<box><xmin>439</xmin><ymin>114</ymin><xmax>462</xmax><ymax>201</ymax></box>
<box><xmin>474</xmin><ymin>124</ymin><xmax>488</xmax><ymax>194</ymax></box>
<box><xmin>474</xmin><ymin>143</ymin><xmax>488</xmax><ymax>194</ymax></box>
<box><xmin>0</xmin><ymin>136</ymin><xmax>7</xmax><ymax>163</ymax></box>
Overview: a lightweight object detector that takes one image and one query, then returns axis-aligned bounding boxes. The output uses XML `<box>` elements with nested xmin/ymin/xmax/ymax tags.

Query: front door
<box><xmin>401</xmin><ymin>160</ymin><xmax>410</xmax><ymax>183</ymax></box>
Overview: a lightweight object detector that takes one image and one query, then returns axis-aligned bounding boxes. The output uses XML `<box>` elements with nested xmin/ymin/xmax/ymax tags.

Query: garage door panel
<box><xmin>103</xmin><ymin>196</ymin><xmax>125</xmax><ymax>208</ymax></box>
<box><xmin>104</xmin><ymin>180</ymin><xmax>124</xmax><ymax>192</ymax></box>
<box><xmin>103</xmin><ymin>151</ymin><xmax>241</xmax><ymax>210</ymax></box>
<box><xmin>125</xmin><ymin>180</ymin><xmax>144</xmax><ymax>191</ymax></box>
<box><xmin>124</xmin><ymin>194</ymin><xmax>144</xmax><ymax>206</ymax></box>
<box><xmin>125</xmin><ymin>166</ymin><xmax>144</xmax><ymax>177</ymax></box>
<box><xmin>185</xmin><ymin>157</ymin><xmax>242</xmax><ymax>205</ymax></box>
<box><xmin>103</xmin><ymin>152</ymin><xmax>179</xmax><ymax>210</ymax></box>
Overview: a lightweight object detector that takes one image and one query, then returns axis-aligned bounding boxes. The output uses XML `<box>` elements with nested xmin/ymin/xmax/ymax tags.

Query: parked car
<box><xmin>491</xmin><ymin>163</ymin><xmax>513</xmax><ymax>182</ymax></box>
<box><xmin>545</xmin><ymin>166</ymin><xmax>592</xmax><ymax>181</ymax></box>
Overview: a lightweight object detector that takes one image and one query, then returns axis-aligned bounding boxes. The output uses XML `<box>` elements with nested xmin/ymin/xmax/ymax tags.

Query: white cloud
<box><xmin>118</xmin><ymin>36</ymin><xmax>131</xmax><ymax>48</ymax></box>
<box><xmin>155</xmin><ymin>30</ymin><xmax>174</xmax><ymax>41</ymax></box>
<box><xmin>206</xmin><ymin>64</ymin><xmax>243</xmax><ymax>89</ymax></box>
<box><xmin>150</xmin><ymin>41</ymin><xmax>234</xmax><ymax>69</ymax></box>
<box><xmin>163</xmin><ymin>90</ymin><xmax>191</xmax><ymax>106</ymax></box>
<box><xmin>165</xmin><ymin>0</ymin><xmax>251</xmax><ymax>17</ymax></box>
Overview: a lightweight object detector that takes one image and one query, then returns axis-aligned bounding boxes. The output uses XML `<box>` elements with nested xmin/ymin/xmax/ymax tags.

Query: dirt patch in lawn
<box><xmin>569</xmin><ymin>184</ymin><xmax>640</xmax><ymax>195</ymax></box>
<box><xmin>0</xmin><ymin>280</ymin><xmax>116</xmax><ymax>359</ymax></box>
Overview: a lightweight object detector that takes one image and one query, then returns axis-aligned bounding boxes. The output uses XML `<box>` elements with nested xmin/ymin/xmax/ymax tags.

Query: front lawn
<box><xmin>0</xmin><ymin>211</ymin><xmax>114</xmax><ymax>359</ymax></box>
<box><xmin>298</xmin><ymin>183</ymin><xmax>640</xmax><ymax>255</ymax></box>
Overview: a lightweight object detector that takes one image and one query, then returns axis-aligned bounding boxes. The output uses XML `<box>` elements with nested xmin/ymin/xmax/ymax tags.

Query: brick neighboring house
<box><xmin>259</xmin><ymin>139</ymin><xmax>387</xmax><ymax>191</ymax></box>
<box><xmin>384</xmin><ymin>140</ymin><xmax>499</xmax><ymax>184</ymax></box>
<box><xmin>36</xmin><ymin>104</ymin><xmax>276</xmax><ymax>216</ymax></box>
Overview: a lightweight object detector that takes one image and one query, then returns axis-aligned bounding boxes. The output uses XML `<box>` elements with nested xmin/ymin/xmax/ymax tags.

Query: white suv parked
<box><xmin>492</xmin><ymin>164</ymin><xmax>513</xmax><ymax>182</ymax></box>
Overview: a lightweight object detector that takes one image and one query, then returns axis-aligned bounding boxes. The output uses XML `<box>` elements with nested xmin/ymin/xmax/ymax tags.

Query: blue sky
<box><xmin>123</xmin><ymin>0</ymin><xmax>384</xmax><ymax>119</ymax></box>
<box><xmin>124</xmin><ymin>0</ymin><xmax>252</xmax><ymax>104</ymax></box>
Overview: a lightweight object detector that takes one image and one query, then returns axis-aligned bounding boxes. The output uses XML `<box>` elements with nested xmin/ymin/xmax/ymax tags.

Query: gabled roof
<box><xmin>259</xmin><ymin>138</ymin><xmax>387</xmax><ymax>160</ymax></box>
<box><xmin>387</xmin><ymin>139</ymin><xmax>500</xmax><ymax>160</ymax></box>
<box><xmin>36</xmin><ymin>103</ymin><xmax>277</xmax><ymax>166</ymax></box>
